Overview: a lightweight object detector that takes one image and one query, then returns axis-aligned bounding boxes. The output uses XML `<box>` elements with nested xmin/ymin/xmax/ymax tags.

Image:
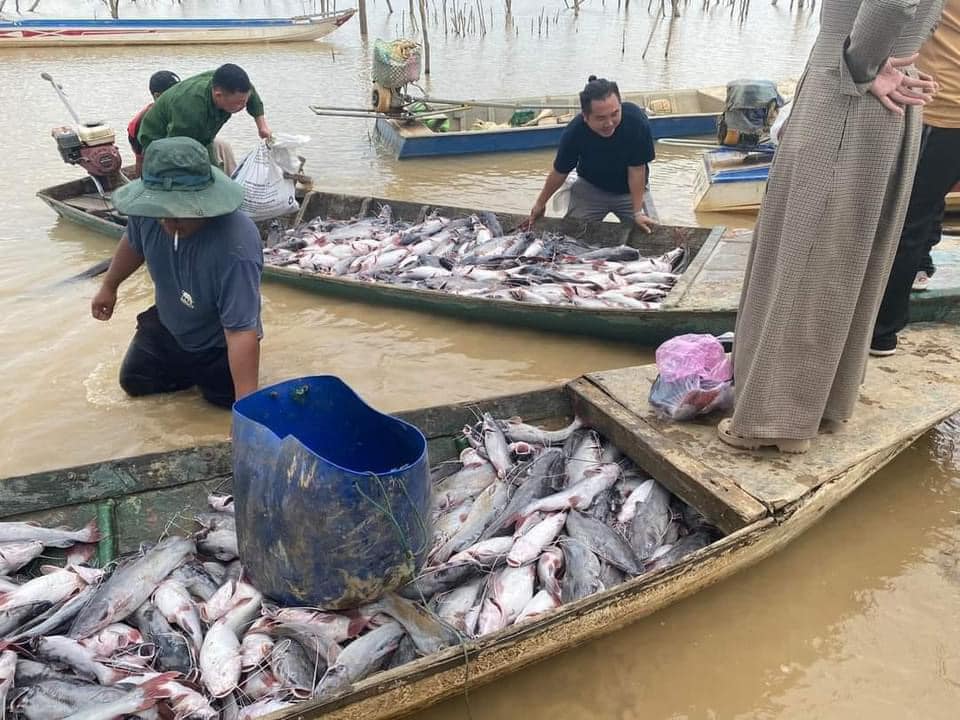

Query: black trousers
<box><xmin>119</xmin><ymin>306</ymin><xmax>235</xmax><ymax>408</ymax></box>
<box><xmin>873</xmin><ymin>125</ymin><xmax>960</xmax><ymax>346</ymax></box>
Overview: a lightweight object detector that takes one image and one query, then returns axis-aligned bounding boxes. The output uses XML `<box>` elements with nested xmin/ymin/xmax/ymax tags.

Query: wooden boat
<box><xmin>38</xmin><ymin>176</ymin><xmax>960</xmax><ymax>346</ymax></box>
<box><xmin>4</xmin><ymin>322</ymin><xmax>960</xmax><ymax>719</ymax></box>
<box><xmin>37</xmin><ymin>166</ymin><xmax>310</xmax><ymax>243</ymax></box>
<box><xmin>695</xmin><ymin>154</ymin><xmax>960</xmax><ymax>215</ymax></box>
<box><xmin>0</xmin><ymin>10</ymin><xmax>355</xmax><ymax>47</ymax></box>
<box><xmin>377</xmin><ymin>82</ymin><xmax>796</xmax><ymax>160</ymax></box>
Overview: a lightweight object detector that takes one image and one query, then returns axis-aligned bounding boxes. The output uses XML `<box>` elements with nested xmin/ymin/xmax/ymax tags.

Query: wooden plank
<box><xmin>566</xmin><ymin>377</ymin><xmax>767</xmax><ymax>533</ymax></box>
<box><xmin>0</xmin><ymin>443</ymin><xmax>232</xmax><ymax>518</ymax></box>
<box><xmin>62</xmin><ymin>194</ymin><xmax>113</xmax><ymax>213</ymax></box>
<box><xmin>395</xmin><ymin>386</ymin><xmax>570</xmax><ymax>439</ymax></box>
<box><xmin>585</xmin><ymin>322</ymin><xmax>960</xmax><ymax>509</ymax></box>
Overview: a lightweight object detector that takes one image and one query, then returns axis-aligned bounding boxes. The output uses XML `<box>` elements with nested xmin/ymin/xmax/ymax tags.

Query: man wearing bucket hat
<box><xmin>91</xmin><ymin>137</ymin><xmax>263</xmax><ymax>408</ymax></box>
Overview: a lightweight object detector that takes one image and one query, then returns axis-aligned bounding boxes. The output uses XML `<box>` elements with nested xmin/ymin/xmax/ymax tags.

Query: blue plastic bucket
<box><xmin>231</xmin><ymin>376</ymin><xmax>431</xmax><ymax>609</ymax></box>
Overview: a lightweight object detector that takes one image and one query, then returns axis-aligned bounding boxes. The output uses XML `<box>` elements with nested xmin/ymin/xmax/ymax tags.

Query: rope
<box><xmin>353</xmin><ymin>471</ymin><xmax>477</xmax><ymax>720</ymax></box>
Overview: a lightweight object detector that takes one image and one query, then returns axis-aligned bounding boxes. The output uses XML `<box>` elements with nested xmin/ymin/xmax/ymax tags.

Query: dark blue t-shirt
<box><xmin>127</xmin><ymin>212</ymin><xmax>263</xmax><ymax>352</ymax></box>
<box><xmin>553</xmin><ymin>101</ymin><xmax>656</xmax><ymax>195</ymax></box>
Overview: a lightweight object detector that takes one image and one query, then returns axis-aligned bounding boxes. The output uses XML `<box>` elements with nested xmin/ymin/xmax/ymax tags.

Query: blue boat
<box><xmin>0</xmin><ymin>9</ymin><xmax>356</xmax><ymax>47</ymax></box>
<box><xmin>692</xmin><ymin>146</ymin><xmax>775</xmax><ymax>213</ymax></box>
<box><xmin>375</xmin><ymin>85</ymin><xmax>734</xmax><ymax>159</ymax></box>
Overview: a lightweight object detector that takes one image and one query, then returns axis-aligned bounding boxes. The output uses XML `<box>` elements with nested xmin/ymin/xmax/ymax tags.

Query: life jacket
<box><xmin>127</xmin><ymin>102</ymin><xmax>154</xmax><ymax>159</ymax></box>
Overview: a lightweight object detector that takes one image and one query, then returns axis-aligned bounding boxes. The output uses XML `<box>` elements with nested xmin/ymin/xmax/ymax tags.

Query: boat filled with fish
<box><xmin>264</xmin><ymin>204</ymin><xmax>687</xmax><ymax>310</ymax></box>
<box><xmin>0</xmin><ymin>413</ymin><xmax>718</xmax><ymax>720</ymax></box>
<box><xmin>6</xmin><ymin>327</ymin><xmax>960</xmax><ymax>719</ymax></box>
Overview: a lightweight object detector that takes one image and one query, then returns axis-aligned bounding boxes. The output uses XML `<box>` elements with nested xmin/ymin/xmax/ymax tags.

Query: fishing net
<box><xmin>372</xmin><ymin>38</ymin><xmax>422</xmax><ymax>88</ymax></box>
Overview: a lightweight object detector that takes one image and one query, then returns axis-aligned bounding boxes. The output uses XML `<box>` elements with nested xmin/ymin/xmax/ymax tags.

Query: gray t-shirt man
<box><xmin>127</xmin><ymin>211</ymin><xmax>263</xmax><ymax>351</ymax></box>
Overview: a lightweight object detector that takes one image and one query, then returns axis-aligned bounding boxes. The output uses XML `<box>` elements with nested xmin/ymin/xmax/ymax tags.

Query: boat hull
<box><xmin>5</xmin><ymin>323</ymin><xmax>960</xmax><ymax>719</ymax></box>
<box><xmin>0</xmin><ymin>11</ymin><xmax>355</xmax><ymax>46</ymax></box>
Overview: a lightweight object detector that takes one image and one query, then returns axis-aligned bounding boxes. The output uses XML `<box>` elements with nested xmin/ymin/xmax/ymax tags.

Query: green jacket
<box><xmin>137</xmin><ymin>70</ymin><xmax>264</xmax><ymax>155</ymax></box>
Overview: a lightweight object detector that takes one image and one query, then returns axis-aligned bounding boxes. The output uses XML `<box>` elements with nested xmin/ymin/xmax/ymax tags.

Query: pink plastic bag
<box><xmin>649</xmin><ymin>334</ymin><xmax>734</xmax><ymax>421</ymax></box>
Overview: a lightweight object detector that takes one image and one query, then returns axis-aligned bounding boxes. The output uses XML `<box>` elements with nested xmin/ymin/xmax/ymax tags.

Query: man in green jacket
<box><xmin>137</xmin><ymin>63</ymin><xmax>271</xmax><ymax>168</ymax></box>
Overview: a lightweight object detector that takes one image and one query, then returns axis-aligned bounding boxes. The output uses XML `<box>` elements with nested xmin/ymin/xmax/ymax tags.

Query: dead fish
<box><xmin>152</xmin><ymin>580</ymin><xmax>204</xmax><ymax>650</ymax></box>
<box><xmin>537</xmin><ymin>546</ymin><xmax>564</xmax><ymax>602</ymax></box>
<box><xmin>168</xmin><ymin>562</ymin><xmax>221</xmax><ymax>603</ymax></box>
<box><xmin>236</xmin><ymin>697</ymin><xmax>296</xmax><ymax>720</ymax></box>
<box><xmin>501</xmin><ymin>417</ymin><xmax>584</xmax><ymax>446</ymax></box>
<box><xmin>616</xmin><ymin>479</ymin><xmax>655</xmax><ymax>525</ymax></box>
<box><xmin>0</xmin><ymin>650</ymin><xmax>16</xmax><ymax>720</ymax></box>
<box><xmin>522</xmin><ymin>463</ymin><xmax>620</xmax><ymax>516</ymax></box>
<box><xmin>199</xmin><ymin>620</ymin><xmax>241</xmax><ymax>698</ymax></box>
<box><xmin>646</xmin><ymin>530</ymin><xmax>718</xmax><ymax>571</ymax></box>
<box><xmin>434</xmin><ymin>578</ymin><xmax>484</xmax><ymax>635</ymax></box>
<box><xmin>69</xmin><ymin>536</ymin><xmax>195</xmax><ymax>640</ymax></box>
<box><xmin>476</xmin><ymin>564</ymin><xmax>536</xmax><ymax>635</ymax></box>
<box><xmin>57</xmin><ymin>673</ymin><xmax>173</xmax><ymax>720</ymax></box>
<box><xmin>32</xmin><ymin>636</ymin><xmax>127</xmax><ymax>685</ymax></box>
<box><xmin>397</xmin><ymin>563</ymin><xmax>476</xmax><ymax>602</ymax></box>
<box><xmin>431</xmin><ymin>480</ymin><xmax>511</xmax><ymax>564</ymax></box>
<box><xmin>372</xmin><ymin>593</ymin><xmax>460</xmax><ymax>655</ymax></box>
<box><xmin>0</xmin><ymin>565</ymin><xmax>102</xmax><ymax>613</ymax></box>
<box><xmin>443</xmin><ymin>536</ymin><xmax>514</xmax><ymax>569</ymax></box>
<box><xmin>515</xmin><ymin>589</ymin><xmax>560</xmax><ymax>624</ymax></box>
<box><xmin>559</xmin><ymin>537</ymin><xmax>604</xmax><ymax>604</ymax></box>
<box><xmin>129</xmin><ymin>602</ymin><xmax>193</xmax><ymax>676</ymax></box>
<box><xmin>7</xmin><ymin>586</ymin><xmax>96</xmax><ymax>642</ymax></box>
<box><xmin>315</xmin><ymin>621</ymin><xmax>405</xmax><ymax>699</ymax></box>
<box><xmin>507</xmin><ymin>512</ymin><xmax>567</xmax><ymax>568</ymax></box>
<box><xmin>270</xmin><ymin>638</ymin><xmax>319</xmax><ymax>698</ymax></box>
<box><xmin>240</xmin><ymin>632</ymin><xmax>275</xmax><ymax>671</ymax></box>
<box><xmin>0</xmin><ymin>520</ymin><xmax>100</xmax><ymax>548</ymax></box>
<box><xmin>383</xmin><ymin>632</ymin><xmax>418</xmax><ymax>670</ymax></box>
<box><xmin>482</xmin><ymin>413</ymin><xmax>513</xmax><ymax>479</ymax></box>
<box><xmin>480</xmin><ymin>448</ymin><xmax>565</xmax><ymax>540</ymax></box>
<box><xmin>197</xmin><ymin>527</ymin><xmax>238</xmax><ymax>562</ymax></box>
<box><xmin>627</xmin><ymin>481</ymin><xmax>673</xmax><ymax>561</ymax></box>
<box><xmin>0</xmin><ymin>541</ymin><xmax>44</xmax><ymax>575</ymax></box>
<box><xmin>566</xmin><ymin>510</ymin><xmax>643</xmax><ymax>575</ymax></box>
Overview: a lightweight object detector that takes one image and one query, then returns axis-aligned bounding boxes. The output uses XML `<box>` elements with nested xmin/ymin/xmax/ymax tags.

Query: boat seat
<box><xmin>62</xmin><ymin>194</ymin><xmax>113</xmax><ymax>214</ymax></box>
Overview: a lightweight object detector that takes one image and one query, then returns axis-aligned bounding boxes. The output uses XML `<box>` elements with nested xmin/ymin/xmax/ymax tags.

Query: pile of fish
<box><xmin>263</xmin><ymin>206</ymin><xmax>685</xmax><ymax>309</ymax></box>
<box><xmin>0</xmin><ymin>416</ymin><xmax>720</xmax><ymax>719</ymax></box>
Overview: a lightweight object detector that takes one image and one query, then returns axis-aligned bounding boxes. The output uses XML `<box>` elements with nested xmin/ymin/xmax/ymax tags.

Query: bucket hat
<box><xmin>112</xmin><ymin>136</ymin><xmax>244</xmax><ymax>218</ymax></box>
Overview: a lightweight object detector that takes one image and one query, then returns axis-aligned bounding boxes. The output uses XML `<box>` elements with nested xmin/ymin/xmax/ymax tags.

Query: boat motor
<box><xmin>42</xmin><ymin>72</ymin><xmax>123</xmax><ymax>194</ymax></box>
<box><xmin>370</xmin><ymin>39</ymin><xmax>422</xmax><ymax>114</ymax></box>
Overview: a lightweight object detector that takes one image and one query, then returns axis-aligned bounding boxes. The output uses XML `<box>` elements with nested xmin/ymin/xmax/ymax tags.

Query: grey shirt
<box><xmin>127</xmin><ymin>212</ymin><xmax>263</xmax><ymax>352</ymax></box>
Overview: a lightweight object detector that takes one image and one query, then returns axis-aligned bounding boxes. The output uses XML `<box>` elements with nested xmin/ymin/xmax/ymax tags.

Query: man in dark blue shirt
<box><xmin>529</xmin><ymin>76</ymin><xmax>657</xmax><ymax>231</ymax></box>
<box><xmin>91</xmin><ymin>137</ymin><xmax>263</xmax><ymax>408</ymax></box>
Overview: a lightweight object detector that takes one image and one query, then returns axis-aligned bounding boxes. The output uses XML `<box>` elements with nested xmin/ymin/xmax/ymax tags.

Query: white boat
<box><xmin>0</xmin><ymin>10</ymin><xmax>355</xmax><ymax>47</ymax></box>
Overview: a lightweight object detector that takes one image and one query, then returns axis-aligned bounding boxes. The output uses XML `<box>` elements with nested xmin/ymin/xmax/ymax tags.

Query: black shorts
<box><xmin>119</xmin><ymin>306</ymin><xmax>234</xmax><ymax>408</ymax></box>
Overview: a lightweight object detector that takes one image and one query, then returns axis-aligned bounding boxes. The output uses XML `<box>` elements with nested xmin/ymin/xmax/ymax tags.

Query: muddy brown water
<box><xmin>0</xmin><ymin>1</ymin><xmax>957</xmax><ymax>716</ymax></box>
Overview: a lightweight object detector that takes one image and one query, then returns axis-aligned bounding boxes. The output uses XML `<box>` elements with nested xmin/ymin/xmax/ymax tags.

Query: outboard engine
<box><xmin>41</xmin><ymin>72</ymin><xmax>124</xmax><ymax>193</ymax></box>
<box><xmin>51</xmin><ymin>122</ymin><xmax>123</xmax><ymax>181</ymax></box>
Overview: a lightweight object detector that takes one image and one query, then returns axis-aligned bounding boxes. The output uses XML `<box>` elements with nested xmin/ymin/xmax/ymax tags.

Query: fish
<box><xmin>645</xmin><ymin>530</ymin><xmax>718</xmax><ymax>571</ymax></box>
<box><xmin>0</xmin><ymin>565</ymin><xmax>102</xmax><ymax>612</ymax></box>
<box><xmin>476</xmin><ymin>564</ymin><xmax>536</xmax><ymax>635</ymax></box>
<box><xmin>442</xmin><ymin>536</ymin><xmax>515</xmax><ymax>569</ymax></box>
<box><xmin>240</xmin><ymin>632</ymin><xmax>275</xmax><ymax>671</ymax></box>
<box><xmin>372</xmin><ymin>593</ymin><xmax>460</xmax><ymax>655</ymax></box>
<box><xmin>69</xmin><ymin>536</ymin><xmax>195</xmax><ymax>640</ymax></box>
<box><xmin>566</xmin><ymin>510</ymin><xmax>644</xmax><ymax>575</ymax></box>
<box><xmin>522</xmin><ymin>463</ymin><xmax>620</xmax><ymax>516</ymax></box>
<box><xmin>537</xmin><ymin>546</ymin><xmax>564</xmax><ymax>602</ymax></box>
<box><xmin>480</xmin><ymin>448</ymin><xmax>565</xmax><ymax>540</ymax></box>
<box><xmin>0</xmin><ymin>650</ymin><xmax>16</xmax><ymax>720</ymax></box>
<box><xmin>152</xmin><ymin>580</ymin><xmax>204</xmax><ymax>650</ymax></box>
<box><xmin>199</xmin><ymin>620</ymin><xmax>242</xmax><ymax>698</ymax></box>
<box><xmin>507</xmin><ymin>512</ymin><xmax>567</xmax><ymax>568</ymax></box>
<box><xmin>559</xmin><ymin>538</ymin><xmax>604</xmax><ymax>603</ymax></box>
<box><xmin>32</xmin><ymin>636</ymin><xmax>127</xmax><ymax>686</ymax></box>
<box><xmin>314</xmin><ymin>622</ymin><xmax>405</xmax><ymax>699</ymax></box>
<box><xmin>500</xmin><ymin>417</ymin><xmax>584</xmax><ymax>447</ymax></box>
<box><xmin>430</xmin><ymin>480</ymin><xmax>511</xmax><ymax>564</ymax></box>
<box><xmin>129</xmin><ymin>601</ymin><xmax>193</xmax><ymax>675</ymax></box>
<box><xmin>434</xmin><ymin>578</ymin><xmax>484</xmax><ymax>635</ymax></box>
<box><xmin>626</xmin><ymin>480</ymin><xmax>674</xmax><ymax>561</ymax></box>
<box><xmin>270</xmin><ymin>638</ymin><xmax>319</xmax><ymax>698</ymax></box>
<box><xmin>57</xmin><ymin>674</ymin><xmax>173</xmax><ymax>720</ymax></box>
<box><xmin>0</xmin><ymin>541</ymin><xmax>45</xmax><ymax>575</ymax></box>
<box><xmin>0</xmin><ymin>520</ymin><xmax>100</xmax><ymax>548</ymax></box>
<box><xmin>6</xmin><ymin>586</ymin><xmax>96</xmax><ymax>642</ymax></box>
<box><xmin>481</xmin><ymin>413</ymin><xmax>513</xmax><ymax>479</ymax></box>
<box><xmin>515</xmin><ymin>590</ymin><xmax>561</xmax><ymax>624</ymax></box>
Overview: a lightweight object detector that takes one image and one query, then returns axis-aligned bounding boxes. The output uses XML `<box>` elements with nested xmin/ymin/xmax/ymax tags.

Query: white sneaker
<box><xmin>912</xmin><ymin>271</ymin><xmax>931</xmax><ymax>292</ymax></box>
